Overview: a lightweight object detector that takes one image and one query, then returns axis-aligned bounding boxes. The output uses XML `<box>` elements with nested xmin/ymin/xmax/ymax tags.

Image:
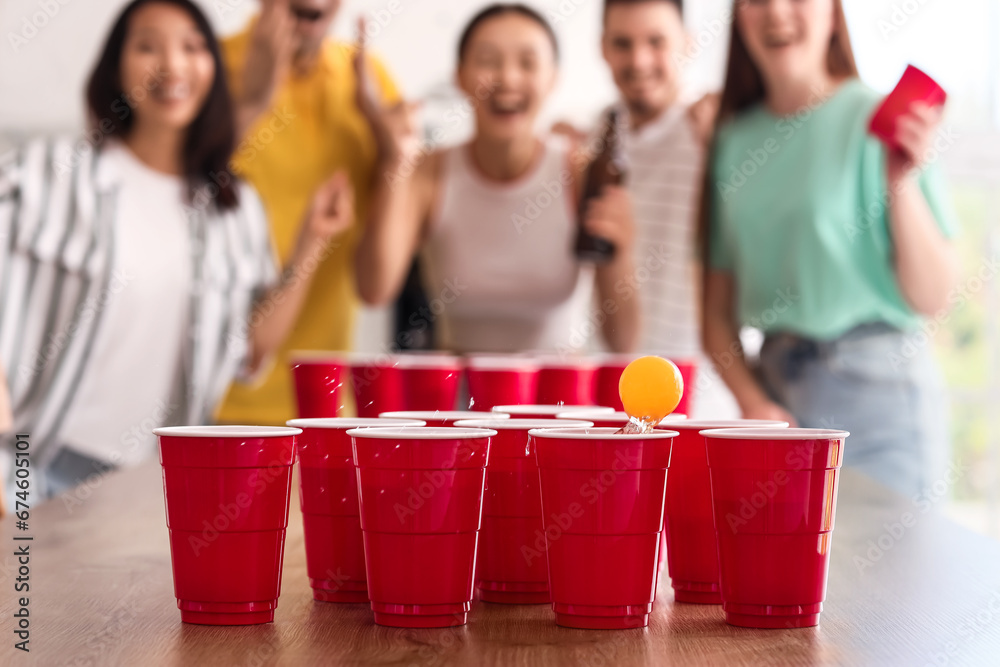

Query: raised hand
<box><xmin>295</xmin><ymin>171</ymin><xmax>355</xmax><ymax>262</ymax></box>
<box><xmin>887</xmin><ymin>101</ymin><xmax>944</xmax><ymax>186</ymax></box>
<box><xmin>241</xmin><ymin>0</ymin><xmax>296</xmax><ymax>123</ymax></box>
<box><xmin>352</xmin><ymin>16</ymin><xmax>422</xmax><ymax>165</ymax></box>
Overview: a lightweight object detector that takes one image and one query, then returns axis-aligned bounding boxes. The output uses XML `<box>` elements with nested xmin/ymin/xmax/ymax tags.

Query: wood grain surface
<box><xmin>2</xmin><ymin>462</ymin><xmax>1000</xmax><ymax>666</ymax></box>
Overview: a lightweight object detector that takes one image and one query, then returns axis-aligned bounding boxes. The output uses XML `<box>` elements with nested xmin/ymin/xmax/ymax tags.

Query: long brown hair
<box><xmin>86</xmin><ymin>0</ymin><xmax>238</xmax><ymax>210</ymax></box>
<box><xmin>697</xmin><ymin>0</ymin><xmax>859</xmax><ymax>268</ymax></box>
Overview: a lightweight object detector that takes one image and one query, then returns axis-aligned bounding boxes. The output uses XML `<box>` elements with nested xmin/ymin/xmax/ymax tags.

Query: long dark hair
<box><xmin>86</xmin><ymin>0</ymin><xmax>238</xmax><ymax>210</ymax></box>
<box><xmin>697</xmin><ymin>0</ymin><xmax>859</xmax><ymax>266</ymax></box>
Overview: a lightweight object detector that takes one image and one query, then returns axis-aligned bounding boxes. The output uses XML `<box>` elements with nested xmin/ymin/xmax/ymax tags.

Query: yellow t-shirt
<box><xmin>218</xmin><ymin>26</ymin><xmax>399</xmax><ymax>425</ymax></box>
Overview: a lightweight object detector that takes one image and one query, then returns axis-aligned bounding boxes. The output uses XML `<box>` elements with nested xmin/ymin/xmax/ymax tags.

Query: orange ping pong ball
<box><xmin>619</xmin><ymin>356</ymin><xmax>684</xmax><ymax>424</ymax></box>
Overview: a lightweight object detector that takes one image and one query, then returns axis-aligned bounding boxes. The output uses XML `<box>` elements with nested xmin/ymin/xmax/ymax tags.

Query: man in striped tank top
<box><xmin>599</xmin><ymin>0</ymin><xmax>737</xmax><ymax>417</ymax></box>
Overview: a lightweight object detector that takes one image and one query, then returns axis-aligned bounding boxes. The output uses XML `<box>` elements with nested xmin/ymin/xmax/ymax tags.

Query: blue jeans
<box><xmin>758</xmin><ymin>323</ymin><xmax>950</xmax><ymax>498</ymax></box>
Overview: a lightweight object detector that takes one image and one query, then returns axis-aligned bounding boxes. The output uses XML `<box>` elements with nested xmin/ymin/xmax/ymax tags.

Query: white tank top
<box><xmin>421</xmin><ymin>138</ymin><xmax>595</xmax><ymax>354</ymax></box>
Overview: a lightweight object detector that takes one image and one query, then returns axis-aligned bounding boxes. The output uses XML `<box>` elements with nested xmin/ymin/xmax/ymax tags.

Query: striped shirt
<box><xmin>0</xmin><ymin>137</ymin><xmax>277</xmax><ymax>486</ymax></box>
<box><xmin>621</xmin><ymin>103</ymin><xmax>703</xmax><ymax>359</ymax></box>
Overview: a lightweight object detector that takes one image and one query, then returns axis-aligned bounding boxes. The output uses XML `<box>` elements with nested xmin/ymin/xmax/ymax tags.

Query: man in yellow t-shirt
<box><xmin>218</xmin><ymin>0</ymin><xmax>399</xmax><ymax>425</ymax></box>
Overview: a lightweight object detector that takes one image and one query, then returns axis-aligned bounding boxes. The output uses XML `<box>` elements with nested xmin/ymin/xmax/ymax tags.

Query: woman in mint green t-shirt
<box><xmin>702</xmin><ymin>0</ymin><xmax>959</xmax><ymax>497</ymax></box>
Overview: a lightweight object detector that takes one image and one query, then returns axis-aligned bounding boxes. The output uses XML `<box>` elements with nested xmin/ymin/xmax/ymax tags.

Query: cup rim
<box><xmin>669</xmin><ymin>419</ymin><xmax>790</xmax><ymax>431</ymax></box>
<box><xmin>288</xmin><ymin>349</ymin><xmax>348</xmax><ymax>363</ymax></box>
<box><xmin>492</xmin><ymin>404</ymin><xmax>614</xmax><ymax>416</ymax></box>
<box><xmin>153</xmin><ymin>425</ymin><xmax>302</xmax><ymax>438</ymax></box>
<box><xmin>454</xmin><ymin>418</ymin><xmax>594</xmax><ymax>430</ymax></box>
<box><xmin>346</xmin><ymin>426</ymin><xmax>498</xmax><ymax>439</ymax></box>
<box><xmin>465</xmin><ymin>355</ymin><xmax>540</xmax><ymax>370</ymax></box>
<box><xmin>700</xmin><ymin>427</ymin><xmax>850</xmax><ymax>440</ymax></box>
<box><xmin>554</xmin><ymin>410</ymin><xmax>688</xmax><ymax>423</ymax></box>
<box><xmin>378</xmin><ymin>410</ymin><xmax>508</xmax><ymax>421</ymax></box>
<box><xmin>343</xmin><ymin>351</ymin><xmax>399</xmax><ymax>366</ymax></box>
<box><xmin>531</xmin><ymin>356</ymin><xmax>598</xmax><ymax>370</ymax></box>
<box><xmin>527</xmin><ymin>427</ymin><xmax>679</xmax><ymax>440</ymax></box>
<box><xmin>395</xmin><ymin>353</ymin><xmax>463</xmax><ymax>369</ymax></box>
<box><xmin>286</xmin><ymin>418</ymin><xmax>426</xmax><ymax>429</ymax></box>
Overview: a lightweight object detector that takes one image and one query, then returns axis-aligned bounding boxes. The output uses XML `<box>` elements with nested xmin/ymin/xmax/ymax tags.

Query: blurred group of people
<box><xmin>1</xmin><ymin>0</ymin><xmax>958</xmax><ymax>503</ymax></box>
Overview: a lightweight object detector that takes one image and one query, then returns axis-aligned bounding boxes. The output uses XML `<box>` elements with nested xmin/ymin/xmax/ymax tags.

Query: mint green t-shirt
<box><xmin>708</xmin><ymin>78</ymin><xmax>958</xmax><ymax>340</ymax></box>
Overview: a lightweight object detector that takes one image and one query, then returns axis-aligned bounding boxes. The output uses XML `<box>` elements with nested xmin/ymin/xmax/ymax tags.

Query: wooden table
<box><xmin>3</xmin><ymin>462</ymin><xmax>1000</xmax><ymax>666</ymax></box>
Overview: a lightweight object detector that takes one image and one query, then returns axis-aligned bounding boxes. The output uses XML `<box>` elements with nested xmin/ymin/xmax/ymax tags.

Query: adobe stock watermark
<box><xmin>384</xmin><ymin>77</ymin><xmax>499</xmax><ymax>191</ymax></box>
<box><xmin>854</xmin><ymin>459</ymin><xmax>969</xmax><ymax>574</ymax></box>
<box><xmin>716</xmin><ymin>84</ymin><xmax>836</xmax><ymax>202</ymax></box>
<box><xmin>709</xmin><ymin>287</ymin><xmax>801</xmax><ymax>373</ymax></box>
<box><xmin>924</xmin><ymin>590</ymin><xmax>1000</xmax><ymax>666</ymax></box>
<box><xmin>349</xmin><ymin>276</ymin><xmax>468</xmax><ymax>400</ymax></box>
<box><xmin>18</xmin><ymin>269</ymin><xmax>134</xmax><ymax>384</ymax></box>
<box><xmin>60</xmin><ymin>398</ymin><xmax>178</xmax><ymax>515</ymax></box>
<box><xmin>392</xmin><ymin>440</ymin><xmax>480</xmax><ymax>524</ymax></box>
<box><xmin>186</xmin><ymin>459</ymin><xmax>292</xmax><ymax>557</ymax></box>
<box><xmin>878</xmin><ymin>0</ymin><xmax>935</xmax><ymax>41</ymax></box>
<box><xmin>520</xmin><ymin>447</ymin><xmax>641</xmax><ymax>566</ymax></box>
<box><xmin>721</xmin><ymin>437</ymin><xmax>840</xmax><ymax>533</ymax></box>
<box><xmin>555</xmin><ymin>241</ymin><xmax>677</xmax><ymax>357</ymax></box>
<box><xmin>673</xmin><ymin>1</ymin><xmax>747</xmax><ymax>69</ymax></box>
<box><xmin>846</xmin><ymin>124</ymin><xmax>960</xmax><ymax>244</ymax></box>
<box><xmin>888</xmin><ymin>251</ymin><xmax>999</xmax><ymax>370</ymax></box>
<box><xmin>8</xmin><ymin>0</ymin><xmax>74</xmax><ymax>52</ymax></box>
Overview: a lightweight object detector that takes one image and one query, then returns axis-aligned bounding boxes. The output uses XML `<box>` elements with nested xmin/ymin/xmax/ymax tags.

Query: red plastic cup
<box><xmin>290</xmin><ymin>352</ymin><xmax>347</xmax><ymax>418</ymax></box>
<box><xmin>286</xmin><ymin>418</ymin><xmax>425</xmax><ymax>603</ymax></box>
<box><xmin>702</xmin><ymin>428</ymin><xmax>849</xmax><ymax>628</ymax></box>
<box><xmin>591</xmin><ymin>355</ymin><xmax>698</xmax><ymax>415</ymax></box>
<box><xmin>592</xmin><ymin>354</ymin><xmax>636</xmax><ymax>411</ymax></box>
<box><xmin>492</xmin><ymin>404</ymin><xmax>613</xmax><ymax>420</ymax></box>
<box><xmin>349</xmin><ymin>426</ymin><xmax>497</xmax><ymax>627</ymax></box>
<box><xmin>535</xmin><ymin>357</ymin><xmax>597</xmax><ymax>406</ymax></box>
<box><xmin>662</xmin><ymin>420</ymin><xmax>789</xmax><ymax>605</ymax></box>
<box><xmin>555</xmin><ymin>410</ymin><xmax>688</xmax><ymax>428</ymax></box>
<box><xmin>397</xmin><ymin>354</ymin><xmax>463</xmax><ymax>412</ymax></box>
<box><xmin>379</xmin><ymin>410</ymin><xmax>506</xmax><ymax>427</ymax></box>
<box><xmin>529</xmin><ymin>426</ymin><xmax>677</xmax><ymax>629</ymax></box>
<box><xmin>349</xmin><ymin>353</ymin><xmax>404</xmax><ymax>418</ymax></box>
<box><xmin>869</xmin><ymin>64</ymin><xmax>947</xmax><ymax>149</ymax></box>
<box><xmin>465</xmin><ymin>356</ymin><xmax>539</xmax><ymax>410</ymax></box>
<box><xmin>154</xmin><ymin>425</ymin><xmax>301</xmax><ymax>625</ymax></box>
<box><xmin>455</xmin><ymin>419</ymin><xmax>594</xmax><ymax>604</ymax></box>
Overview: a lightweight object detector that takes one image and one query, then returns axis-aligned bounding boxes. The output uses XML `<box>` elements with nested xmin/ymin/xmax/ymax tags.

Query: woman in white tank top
<box><xmin>355</xmin><ymin>4</ymin><xmax>640</xmax><ymax>354</ymax></box>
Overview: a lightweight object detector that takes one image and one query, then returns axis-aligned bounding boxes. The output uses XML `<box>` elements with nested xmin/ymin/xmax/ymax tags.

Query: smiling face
<box><xmin>456</xmin><ymin>12</ymin><xmax>558</xmax><ymax>142</ymax></box>
<box><xmin>119</xmin><ymin>2</ymin><xmax>215</xmax><ymax>134</ymax></box>
<box><xmin>736</xmin><ymin>0</ymin><xmax>836</xmax><ymax>91</ymax></box>
<box><xmin>602</xmin><ymin>1</ymin><xmax>686</xmax><ymax>122</ymax></box>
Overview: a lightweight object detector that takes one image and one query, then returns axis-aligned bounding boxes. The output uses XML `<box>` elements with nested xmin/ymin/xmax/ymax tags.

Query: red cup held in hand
<box><xmin>869</xmin><ymin>64</ymin><xmax>947</xmax><ymax>150</ymax></box>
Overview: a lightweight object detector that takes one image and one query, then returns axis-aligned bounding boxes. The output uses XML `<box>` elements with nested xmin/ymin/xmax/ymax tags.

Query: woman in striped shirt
<box><xmin>0</xmin><ymin>0</ymin><xmax>353</xmax><ymax>503</ymax></box>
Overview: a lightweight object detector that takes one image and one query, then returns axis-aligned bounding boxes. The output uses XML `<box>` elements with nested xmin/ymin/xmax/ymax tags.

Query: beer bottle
<box><xmin>574</xmin><ymin>108</ymin><xmax>627</xmax><ymax>263</ymax></box>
